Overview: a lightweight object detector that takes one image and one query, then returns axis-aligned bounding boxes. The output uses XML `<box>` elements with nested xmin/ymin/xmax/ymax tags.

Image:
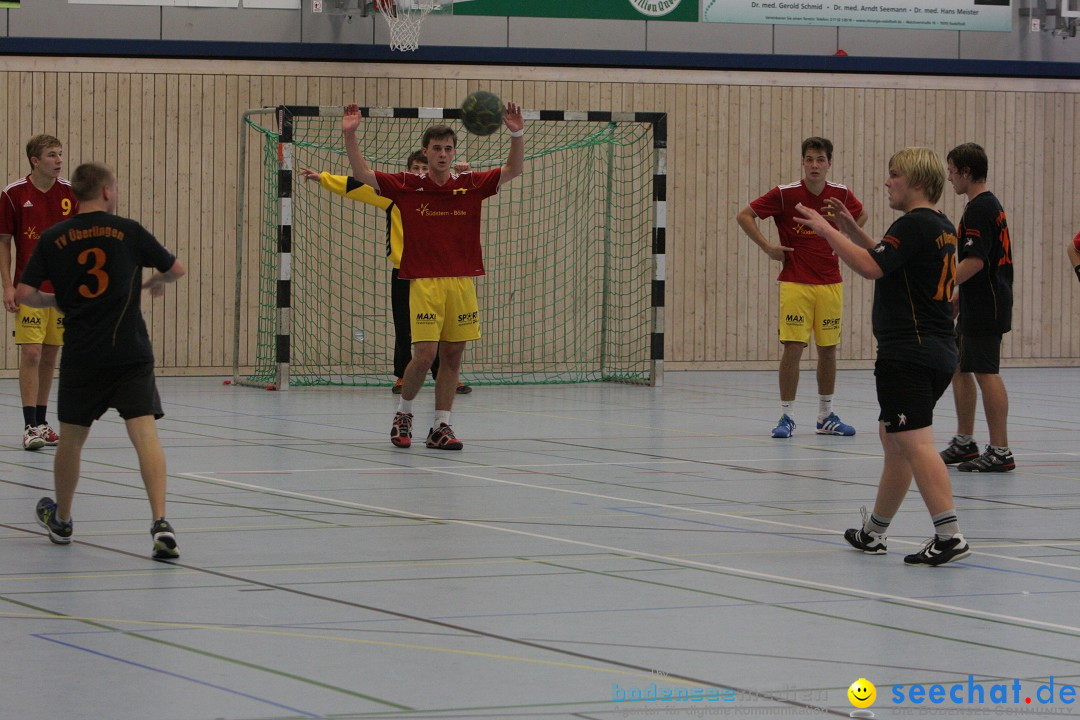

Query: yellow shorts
<box><xmin>409</xmin><ymin>277</ymin><xmax>481</xmax><ymax>343</ymax></box>
<box><xmin>778</xmin><ymin>282</ymin><xmax>842</xmax><ymax>347</ymax></box>
<box><xmin>14</xmin><ymin>305</ymin><xmax>64</xmax><ymax>346</ymax></box>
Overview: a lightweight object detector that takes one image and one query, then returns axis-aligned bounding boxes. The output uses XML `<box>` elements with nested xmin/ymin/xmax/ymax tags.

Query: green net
<box><xmin>241</xmin><ymin>107</ymin><xmax>656</xmax><ymax>387</ymax></box>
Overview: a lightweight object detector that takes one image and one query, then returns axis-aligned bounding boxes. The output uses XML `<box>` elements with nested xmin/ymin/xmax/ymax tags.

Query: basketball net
<box><xmin>376</xmin><ymin>0</ymin><xmax>436</xmax><ymax>52</ymax></box>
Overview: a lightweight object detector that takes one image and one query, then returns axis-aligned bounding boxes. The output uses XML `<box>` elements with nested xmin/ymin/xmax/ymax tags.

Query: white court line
<box><xmin>182</xmin><ymin>471</ymin><xmax>1080</xmax><ymax>637</ymax></box>
<box><xmin>185</xmin><ymin>461</ymin><xmax>1080</xmax><ymax>573</ymax></box>
<box><xmin>190</xmin><ymin>456</ymin><xmax>879</xmax><ymax>475</ymax></box>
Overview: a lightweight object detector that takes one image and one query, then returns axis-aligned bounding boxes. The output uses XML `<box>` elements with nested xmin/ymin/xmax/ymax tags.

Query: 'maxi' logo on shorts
<box><xmin>785</xmin><ymin>313</ymin><xmax>804</xmax><ymax>323</ymax></box>
<box><xmin>457</xmin><ymin>311</ymin><xmax>478</xmax><ymax>323</ymax></box>
<box><xmin>415</xmin><ymin>312</ymin><xmax>436</xmax><ymax>323</ymax></box>
<box><xmin>21</xmin><ymin>315</ymin><xmax>42</xmax><ymax>326</ymax></box>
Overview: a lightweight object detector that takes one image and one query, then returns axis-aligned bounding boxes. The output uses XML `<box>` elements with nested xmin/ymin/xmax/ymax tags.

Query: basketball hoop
<box><xmin>375</xmin><ymin>0</ymin><xmax>437</xmax><ymax>52</ymax></box>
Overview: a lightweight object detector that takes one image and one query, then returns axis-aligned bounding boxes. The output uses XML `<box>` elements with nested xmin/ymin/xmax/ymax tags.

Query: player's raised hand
<box><xmin>342</xmin><ymin>104</ymin><xmax>362</xmax><ymax>134</ymax></box>
<box><xmin>822</xmin><ymin>197</ymin><xmax>858</xmax><ymax>235</ymax></box>
<box><xmin>504</xmin><ymin>102</ymin><xmax>523</xmax><ymax>134</ymax></box>
<box><xmin>795</xmin><ymin>202</ymin><xmax>830</xmax><ymax>235</ymax></box>
<box><xmin>452</xmin><ymin>161</ymin><xmax>471</xmax><ymax>173</ymax></box>
<box><xmin>299</xmin><ymin>168</ymin><xmax>321</xmax><ymax>182</ymax></box>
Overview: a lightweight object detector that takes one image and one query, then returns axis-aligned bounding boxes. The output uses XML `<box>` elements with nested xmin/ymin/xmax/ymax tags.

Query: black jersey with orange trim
<box><xmin>19</xmin><ymin>210</ymin><xmax>177</xmax><ymax>370</ymax></box>
<box><xmin>956</xmin><ymin>191</ymin><xmax>1013</xmax><ymax>335</ymax></box>
<box><xmin>869</xmin><ymin>207</ymin><xmax>958</xmax><ymax>372</ymax></box>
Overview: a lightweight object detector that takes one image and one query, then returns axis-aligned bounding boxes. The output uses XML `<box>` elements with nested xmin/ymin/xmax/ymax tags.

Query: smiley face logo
<box><xmin>848</xmin><ymin>678</ymin><xmax>876</xmax><ymax>708</ymax></box>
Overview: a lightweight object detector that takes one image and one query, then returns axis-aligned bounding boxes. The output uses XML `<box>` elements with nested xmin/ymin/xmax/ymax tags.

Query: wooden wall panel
<box><xmin>1</xmin><ymin>59</ymin><xmax>1078</xmax><ymax>377</ymax></box>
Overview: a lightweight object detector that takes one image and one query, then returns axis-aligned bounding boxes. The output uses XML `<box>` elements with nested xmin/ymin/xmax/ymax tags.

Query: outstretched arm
<box><xmin>143</xmin><ymin>259</ymin><xmax>187</xmax><ymax>298</ymax></box>
<box><xmin>342</xmin><ymin>104</ymin><xmax>380</xmax><ymax>192</ymax></box>
<box><xmin>796</xmin><ymin>202</ymin><xmax>883</xmax><ymax>279</ymax></box>
<box><xmin>822</xmin><ymin>198</ymin><xmax>875</xmax><ymax>249</ymax></box>
<box><xmin>498</xmin><ymin>102</ymin><xmax>524</xmax><ymax>189</ymax></box>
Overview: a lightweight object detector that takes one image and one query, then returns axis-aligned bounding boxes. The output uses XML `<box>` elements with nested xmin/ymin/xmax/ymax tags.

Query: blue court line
<box><xmin>33</xmin><ymin>634</ymin><xmax>322</xmax><ymax>718</ymax></box>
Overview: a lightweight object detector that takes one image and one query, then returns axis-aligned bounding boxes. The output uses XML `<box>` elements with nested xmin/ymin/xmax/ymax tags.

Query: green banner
<box><xmin>0</xmin><ymin>1</ymin><xmax>19</xmax><ymax>7</ymax></box>
<box><xmin>454</xmin><ymin>0</ymin><xmax>699</xmax><ymax>21</ymax></box>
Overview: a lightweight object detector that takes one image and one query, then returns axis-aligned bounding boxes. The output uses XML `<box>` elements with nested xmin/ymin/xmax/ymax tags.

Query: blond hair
<box><xmin>888</xmin><ymin>147</ymin><xmax>946</xmax><ymax>204</ymax></box>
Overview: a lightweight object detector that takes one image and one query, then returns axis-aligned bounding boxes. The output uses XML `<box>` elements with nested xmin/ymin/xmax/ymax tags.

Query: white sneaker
<box><xmin>36</xmin><ymin>423</ymin><xmax>60</xmax><ymax>446</ymax></box>
<box><xmin>23</xmin><ymin>425</ymin><xmax>45</xmax><ymax>451</ymax></box>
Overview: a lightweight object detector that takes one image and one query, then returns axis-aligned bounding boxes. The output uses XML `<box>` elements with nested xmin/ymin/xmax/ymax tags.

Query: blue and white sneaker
<box><xmin>35</xmin><ymin>497</ymin><xmax>73</xmax><ymax>545</ymax></box>
<box><xmin>771</xmin><ymin>414</ymin><xmax>796</xmax><ymax>439</ymax></box>
<box><xmin>816</xmin><ymin>412</ymin><xmax>855</xmax><ymax>436</ymax></box>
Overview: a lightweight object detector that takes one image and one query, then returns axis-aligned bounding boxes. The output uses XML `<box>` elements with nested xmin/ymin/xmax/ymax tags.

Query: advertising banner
<box><xmin>454</xmin><ymin>0</ymin><xmax>699</xmax><ymax>22</ymax></box>
<box><xmin>704</xmin><ymin>0</ymin><xmax>1012</xmax><ymax>32</ymax></box>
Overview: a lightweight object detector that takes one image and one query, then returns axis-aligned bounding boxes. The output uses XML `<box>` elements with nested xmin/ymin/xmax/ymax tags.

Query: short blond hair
<box><xmin>888</xmin><ymin>147</ymin><xmax>946</xmax><ymax>204</ymax></box>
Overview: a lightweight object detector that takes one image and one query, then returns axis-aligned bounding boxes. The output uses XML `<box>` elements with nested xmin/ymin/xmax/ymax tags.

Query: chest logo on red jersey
<box><xmin>416</xmin><ymin>203</ymin><xmax>464</xmax><ymax>218</ymax></box>
<box><xmin>22</xmin><ymin>200</ymin><xmax>33</xmax><ymax>208</ymax></box>
<box><xmin>24</xmin><ymin>226</ymin><xmax>41</xmax><ymax>242</ymax></box>
<box><xmin>453</xmin><ymin>188</ymin><xmax>467</xmax><ymax>196</ymax></box>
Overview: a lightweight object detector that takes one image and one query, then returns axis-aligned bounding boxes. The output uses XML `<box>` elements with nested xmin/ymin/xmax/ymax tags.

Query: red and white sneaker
<box><xmin>36</xmin><ymin>423</ymin><xmax>60</xmax><ymax>446</ymax></box>
<box><xmin>23</xmin><ymin>425</ymin><xmax>45</xmax><ymax>451</ymax></box>
<box><xmin>426</xmin><ymin>423</ymin><xmax>463</xmax><ymax>450</ymax></box>
<box><xmin>391</xmin><ymin>412</ymin><xmax>413</xmax><ymax>448</ymax></box>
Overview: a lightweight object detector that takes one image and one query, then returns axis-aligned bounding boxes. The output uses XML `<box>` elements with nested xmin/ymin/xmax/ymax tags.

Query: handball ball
<box><xmin>460</xmin><ymin>90</ymin><xmax>505</xmax><ymax>136</ymax></box>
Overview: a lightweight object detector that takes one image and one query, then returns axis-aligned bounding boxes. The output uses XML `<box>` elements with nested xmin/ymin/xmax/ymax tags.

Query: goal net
<box><xmin>235</xmin><ymin>105</ymin><xmax>665</xmax><ymax>389</ymax></box>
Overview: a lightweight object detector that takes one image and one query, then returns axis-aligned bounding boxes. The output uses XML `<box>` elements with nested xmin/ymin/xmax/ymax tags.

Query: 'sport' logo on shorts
<box><xmin>457</xmin><ymin>312</ymin><xmax>478</xmax><ymax>324</ymax></box>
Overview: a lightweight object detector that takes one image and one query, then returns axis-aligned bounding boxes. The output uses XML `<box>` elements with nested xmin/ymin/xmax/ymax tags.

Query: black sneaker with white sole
<box><xmin>940</xmin><ymin>439</ymin><xmax>979</xmax><ymax>465</ymax></box>
<box><xmin>844</xmin><ymin>527</ymin><xmax>887</xmax><ymax>554</ymax></box>
<box><xmin>904</xmin><ymin>534</ymin><xmax>971</xmax><ymax>566</ymax></box>
<box><xmin>151</xmin><ymin>518</ymin><xmax>180</xmax><ymax>559</ymax></box>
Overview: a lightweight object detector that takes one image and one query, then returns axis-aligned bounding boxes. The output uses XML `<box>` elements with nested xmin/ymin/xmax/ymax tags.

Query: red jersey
<box><xmin>1074</xmin><ymin>229</ymin><xmax>1080</xmax><ymax>253</ymax></box>
<box><xmin>0</xmin><ymin>175</ymin><xmax>78</xmax><ymax>293</ymax></box>
<box><xmin>374</xmin><ymin>168</ymin><xmax>501</xmax><ymax>279</ymax></box>
<box><xmin>750</xmin><ymin>179</ymin><xmax>864</xmax><ymax>285</ymax></box>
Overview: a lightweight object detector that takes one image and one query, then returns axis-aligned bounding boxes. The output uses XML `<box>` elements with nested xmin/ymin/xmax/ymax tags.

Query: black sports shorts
<box><xmin>957</xmin><ymin>333</ymin><xmax>1002</xmax><ymax>374</ymax></box>
<box><xmin>58</xmin><ymin>362</ymin><xmax>164</xmax><ymax>427</ymax></box>
<box><xmin>875</xmin><ymin>358</ymin><xmax>953</xmax><ymax>434</ymax></box>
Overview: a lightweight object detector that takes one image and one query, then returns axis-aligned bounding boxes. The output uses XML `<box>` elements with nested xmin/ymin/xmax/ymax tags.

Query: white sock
<box><xmin>818</xmin><ymin>394</ymin><xmax>834</xmax><ymax>421</ymax></box>
<box><xmin>781</xmin><ymin>401</ymin><xmax>794</xmax><ymax>417</ymax></box>
<box><xmin>433</xmin><ymin>410</ymin><xmax>451</xmax><ymax>427</ymax></box>
<box><xmin>397</xmin><ymin>398</ymin><xmax>412</xmax><ymax>414</ymax></box>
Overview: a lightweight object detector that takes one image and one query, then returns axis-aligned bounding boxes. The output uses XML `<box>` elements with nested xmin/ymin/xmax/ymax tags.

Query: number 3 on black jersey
<box><xmin>78</xmin><ymin>247</ymin><xmax>109</xmax><ymax>298</ymax></box>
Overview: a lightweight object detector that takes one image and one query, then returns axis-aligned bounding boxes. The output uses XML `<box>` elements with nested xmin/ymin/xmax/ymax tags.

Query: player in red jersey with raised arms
<box><xmin>342</xmin><ymin>102</ymin><xmax>524</xmax><ymax>450</ymax></box>
<box><xmin>0</xmin><ymin>135</ymin><xmax>79</xmax><ymax>451</ymax></box>
<box><xmin>737</xmin><ymin>137</ymin><xmax>869</xmax><ymax>438</ymax></box>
